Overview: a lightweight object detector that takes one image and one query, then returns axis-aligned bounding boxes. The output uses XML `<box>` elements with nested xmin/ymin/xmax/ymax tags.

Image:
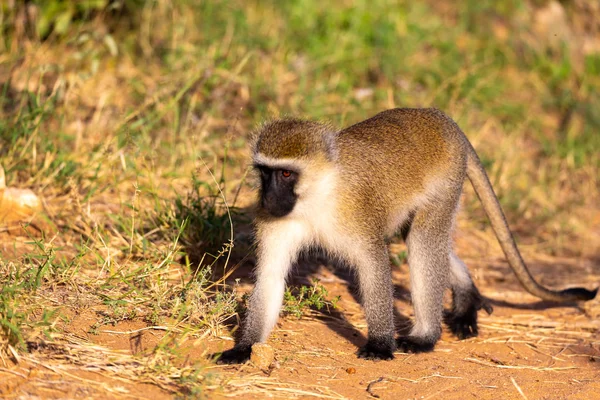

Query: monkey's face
<box><xmin>255</xmin><ymin>165</ymin><xmax>299</xmax><ymax>218</ymax></box>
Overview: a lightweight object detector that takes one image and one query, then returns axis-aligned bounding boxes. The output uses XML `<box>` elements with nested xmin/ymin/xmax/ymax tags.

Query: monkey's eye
<box><xmin>281</xmin><ymin>170</ymin><xmax>292</xmax><ymax>178</ymax></box>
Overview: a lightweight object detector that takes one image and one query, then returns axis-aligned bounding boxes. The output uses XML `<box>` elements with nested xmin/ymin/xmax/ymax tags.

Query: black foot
<box><xmin>443</xmin><ymin>309</ymin><xmax>479</xmax><ymax>339</ymax></box>
<box><xmin>215</xmin><ymin>345</ymin><xmax>252</xmax><ymax>364</ymax></box>
<box><xmin>396</xmin><ymin>336</ymin><xmax>435</xmax><ymax>353</ymax></box>
<box><xmin>444</xmin><ymin>288</ymin><xmax>493</xmax><ymax>340</ymax></box>
<box><xmin>357</xmin><ymin>338</ymin><xmax>395</xmax><ymax>360</ymax></box>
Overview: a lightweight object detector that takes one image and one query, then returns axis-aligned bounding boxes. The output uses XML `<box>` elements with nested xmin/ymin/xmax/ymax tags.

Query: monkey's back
<box><xmin>335</xmin><ymin>108</ymin><xmax>467</xmax><ymax>230</ymax></box>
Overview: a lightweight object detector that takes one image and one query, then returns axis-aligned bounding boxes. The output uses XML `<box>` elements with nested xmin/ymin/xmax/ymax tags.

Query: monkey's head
<box><xmin>251</xmin><ymin>118</ymin><xmax>337</xmax><ymax>218</ymax></box>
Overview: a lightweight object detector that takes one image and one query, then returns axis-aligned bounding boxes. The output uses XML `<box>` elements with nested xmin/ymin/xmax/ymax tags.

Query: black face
<box><xmin>255</xmin><ymin>165</ymin><xmax>299</xmax><ymax>218</ymax></box>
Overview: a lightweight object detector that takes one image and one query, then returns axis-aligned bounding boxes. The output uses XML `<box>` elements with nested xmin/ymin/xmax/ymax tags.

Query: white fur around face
<box><xmin>252</xmin><ymin>154</ymin><xmax>309</xmax><ymax>170</ymax></box>
<box><xmin>289</xmin><ymin>165</ymin><xmax>367</xmax><ymax>267</ymax></box>
<box><xmin>255</xmin><ymin>152</ymin><xmax>342</xmax><ymax>247</ymax></box>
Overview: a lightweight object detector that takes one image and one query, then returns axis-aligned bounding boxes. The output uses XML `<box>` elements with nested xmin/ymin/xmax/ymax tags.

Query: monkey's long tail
<box><xmin>465</xmin><ymin>143</ymin><xmax>597</xmax><ymax>302</ymax></box>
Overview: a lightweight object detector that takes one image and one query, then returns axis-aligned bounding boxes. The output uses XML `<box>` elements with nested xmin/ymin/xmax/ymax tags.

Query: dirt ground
<box><xmin>1</xmin><ymin>226</ymin><xmax>599</xmax><ymax>400</ymax></box>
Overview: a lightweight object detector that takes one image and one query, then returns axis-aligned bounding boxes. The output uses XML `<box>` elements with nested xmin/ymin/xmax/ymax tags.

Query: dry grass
<box><xmin>3</xmin><ymin>335</ymin><xmax>346</xmax><ymax>398</ymax></box>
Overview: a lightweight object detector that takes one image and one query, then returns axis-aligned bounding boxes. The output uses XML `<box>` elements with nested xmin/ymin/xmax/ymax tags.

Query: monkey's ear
<box><xmin>249</xmin><ymin>123</ymin><xmax>264</xmax><ymax>155</ymax></box>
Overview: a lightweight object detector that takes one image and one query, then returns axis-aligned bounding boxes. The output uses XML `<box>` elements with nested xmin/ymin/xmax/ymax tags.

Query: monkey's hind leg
<box><xmin>444</xmin><ymin>253</ymin><xmax>493</xmax><ymax>339</ymax></box>
<box><xmin>354</xmin><ymin>243</ymin><xmax>396</xmax><ymax>360</ymax></box>
<box><xmin>399</xmin><ymin>198</ymin><xmax>455</xmax><ymax>353</ymax></box>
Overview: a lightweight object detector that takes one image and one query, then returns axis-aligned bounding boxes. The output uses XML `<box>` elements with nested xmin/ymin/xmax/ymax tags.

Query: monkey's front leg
<box><xmin>217</xmin><ymin>221</ymin><xmax>309</xmax><ymax>364</ymax></box>
<box><xmin>356</xmin><ymin>246</ymin><xmax>396</xmax><ymax>360</ymax></box>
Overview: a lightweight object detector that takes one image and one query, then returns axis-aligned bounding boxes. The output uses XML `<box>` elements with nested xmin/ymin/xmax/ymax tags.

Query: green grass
<box><xmin>283</xmin><ymin>280</ymin><xmax>340</xmax><ymax>319</ymax></box>
<box><xmin>0</xmin><ymin>0</ymin><xmax>599</xmax><ymax>396</ymax></box>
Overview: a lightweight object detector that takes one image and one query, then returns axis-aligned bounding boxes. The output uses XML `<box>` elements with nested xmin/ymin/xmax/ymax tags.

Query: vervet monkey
<box><xmin>218</xmin><ymin>108</ymin><xmax>597</xmax><ymax>362</ymax></box>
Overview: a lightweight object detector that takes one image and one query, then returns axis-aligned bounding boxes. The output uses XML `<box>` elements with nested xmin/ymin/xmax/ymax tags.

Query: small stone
<box><xmin>250</xmin><ymin>343</ymin><xmax>274</xmax><ymax>370</ymax></box>
<box><xmin>0</xmin><ymin>187</ymin><xmax>43</xmax><ymax>223</ymax></box>
<box><xmin>346</xmin><ymin>367</ymin><xmax>356</xmax><ymax>374</ymax></box>
<box><xmin>0</xmin><ymin>165</ymin><xmax>43</xmax><ymax>224</ymax></box>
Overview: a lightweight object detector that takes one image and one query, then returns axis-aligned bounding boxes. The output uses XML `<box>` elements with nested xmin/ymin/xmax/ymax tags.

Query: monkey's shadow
<box><xmin>221</xmin><ymin>248</ymin><xmax>413</xmax><ymax>349</ymax></box>
<box><xmin>291</xmin><ymin>252</ymin><xmax>414</xmax><ymax>348</ymax></box>
<box><xmin>483</xmin><ymin>262</ymin><xmax>598</xmax><ymax>310</ymax></box>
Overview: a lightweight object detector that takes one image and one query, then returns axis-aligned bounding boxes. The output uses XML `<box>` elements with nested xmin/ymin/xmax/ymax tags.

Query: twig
<box><xmin>465</xmin><ymin>357</ymin><xmax>575</xmax><ymax>371</ymax></box>
<box><xmin>511</xmin><ymin>377</ymin><xmax>529</xmax><ymax>400</ymax></box>
<box><xmin>99</xmin><ymin>326</ymin><xmax>182</xmax><ymax>335</ymax></box>
<box><xmin>366</xmin><ymin>377</ymin><xmax>385</xmax><ymax>398</ymax></box>
<box><xmin>0</xmin><ymin>367</ymin><xmax>27</xmax><ymax>379</ymax></box>
<box><xmin>525</xmin><ymin>343</ymin><xmax>566</xmax><ymax>362</ymax></box>
<box><xmin>480</xmin><ymin>317</ymin><xmax>600</xmax><ymax>333</ymax></box>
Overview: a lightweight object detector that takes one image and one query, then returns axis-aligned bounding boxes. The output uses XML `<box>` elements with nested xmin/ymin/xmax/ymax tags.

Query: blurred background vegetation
<box><xmin>1</xmin><ymin>0</ymin><xmax>598</xmax><ymax>221</ymax></box>
<box><xmin>0</xmin><ymin>0</ymin><xmax>599</xmax><ymax>394</ymax></box>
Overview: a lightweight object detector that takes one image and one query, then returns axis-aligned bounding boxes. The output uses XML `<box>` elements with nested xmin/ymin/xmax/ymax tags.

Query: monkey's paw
<box><xmin>357</xmin><ymin>339</ymin><xmax>395</xmax><ymax>361</ymax></box>
<box><xmin>444</xmin><ymin>309</ymin><xmax>479</xmax><ymax>340</ymax></box>
<box><xmin>215</xmin><ymin>345</ymin><xmax>252</xmax><ymax>364</ymax></box>
<box><xmin>444</xmin><ymin>296</ymin><xmax>493</xmax><ymax>340</ymax></box>
<box><xmin>396</xmin><ymin>336</ymin><xmax>435</xmax><ymax>353</ymax></box>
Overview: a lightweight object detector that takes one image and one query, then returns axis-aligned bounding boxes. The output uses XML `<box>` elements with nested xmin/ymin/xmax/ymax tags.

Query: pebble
<box><xmin>250</xmin><ymin>343</ymin><xmax>274</xmax><ymax>370</ymax></box>
<box><xmin>0</xmin><ymin>165</ymin><xmax>43</xmax><ymax>224</ymax></box>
